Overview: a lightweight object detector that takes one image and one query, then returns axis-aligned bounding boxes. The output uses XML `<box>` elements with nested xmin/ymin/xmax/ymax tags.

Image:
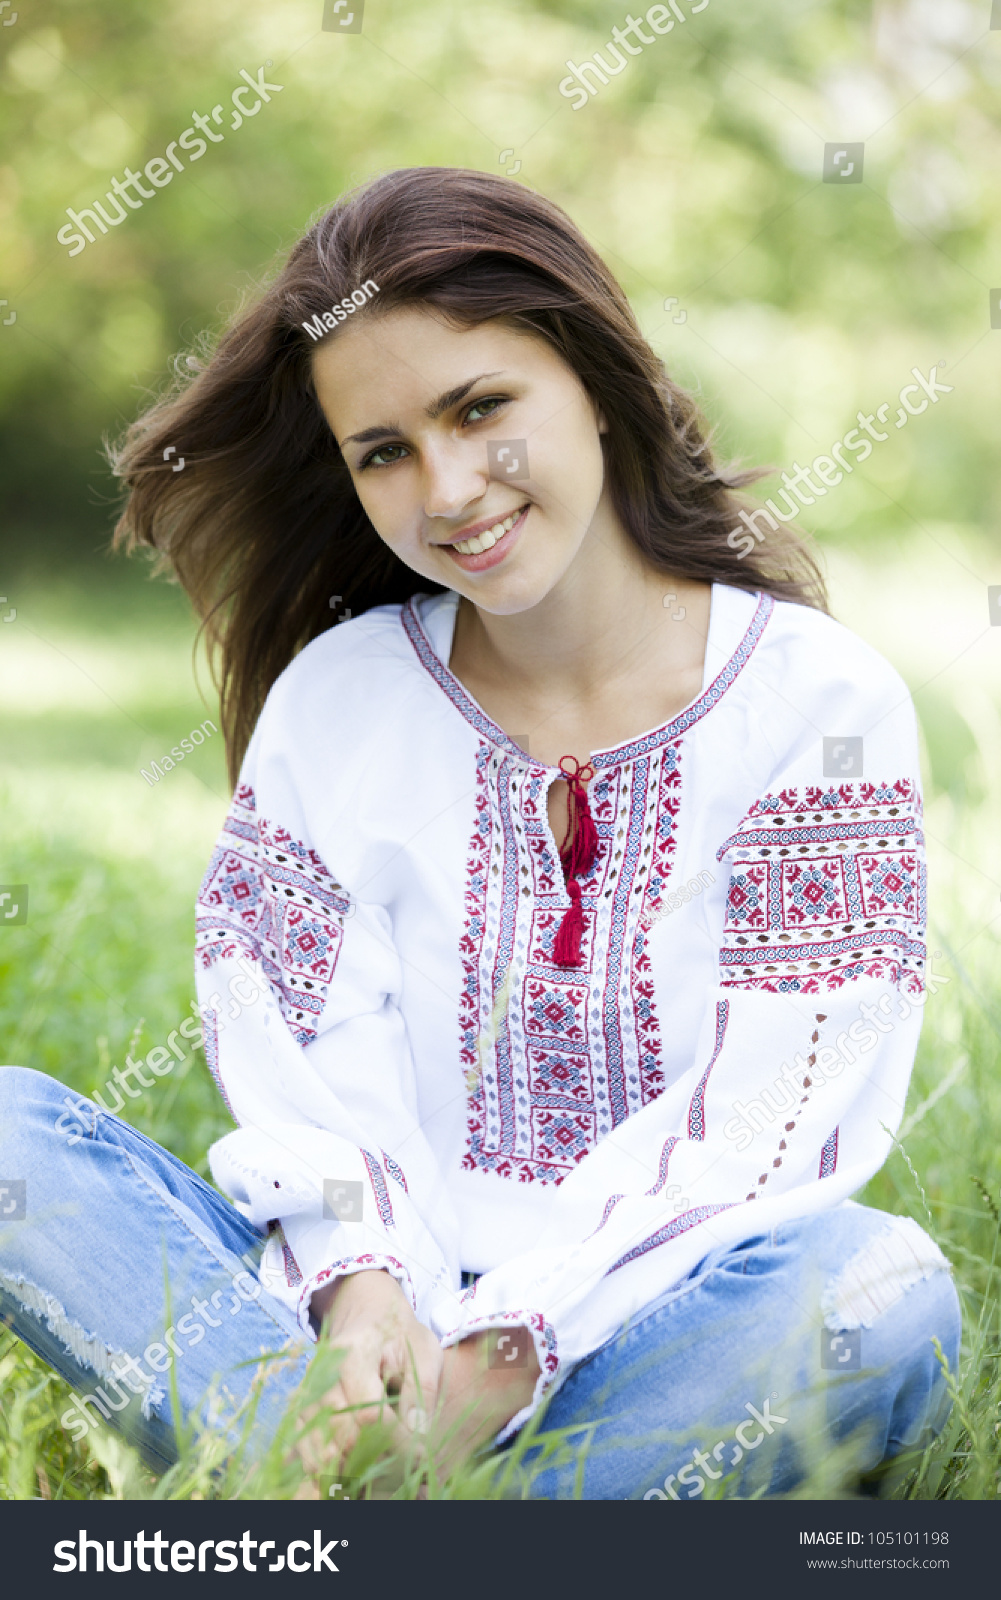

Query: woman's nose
<box><xmin>421</xmin><ymin>438</ymin><xmax>489</xmax><ymax>521</ymax></box>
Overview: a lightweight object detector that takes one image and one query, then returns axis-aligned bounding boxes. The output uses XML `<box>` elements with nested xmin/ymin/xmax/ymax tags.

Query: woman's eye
<box><xmin>465</xmin><ymin>396</ymin><xmax>506</xmax><ymax>424</ymax></box>
<box><xmin>357</xmin><ymin>399</ymin><xmax>507</xmax><ymax>467</ymax></box>
<box><xmin>361</xmin><ymin>443</ymin><xmax>408</xmax><ymax>469</ymax></box>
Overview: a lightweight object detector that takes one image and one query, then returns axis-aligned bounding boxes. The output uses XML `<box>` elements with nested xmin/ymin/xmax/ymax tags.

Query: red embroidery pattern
<box><xmin>267</xmin><ymin>1220</ymin><xmax>303</xmax><ymax>1287</ymax></box>
<box><xmin>687</xmin><ymin>1000</ymin><xmax>729</xmax><ymax>1140</ymax></box>
<box><xmin>196</xmin><ymin>783</ymin><xmax>354</xmax><ymax>1046</ymax></box>
<box><xmin>447</xmin><ymin>1309</ymin><xmax>559</xmax><ymax>1385</ymax></box>
<box><xmin>606</xmin><ymin>1203</ymin><xmax>737</xmax><ymax>1275</ymax></box>
<box><xmin>717</xmin><ymin>780</ymin><xmax>925</xmax><ymax>996</ymax></box>
<box><xmin>585</xmin><ymin>1132</ymin><xmax>683</xmax><ymax>1241</ymax></box>
<box><xmin>745</xmin><ymin>1011</ymin><xmax>828</xmax><ymax>1202</ymax></box>
<box><xmin>298</xmin><ymin>1254</ymin><xmax>417</xmax><ymax>1327</ymax></box>
<box><xmin>406</xmin><ymin>590</ymin><xmax>772</xmax><ymax>1189</ymax></box>
<box><xmin>818</xmin><ymin>1126</ymin><xmax>839</xmax><ymax>1179</ymax></box>
<box><xmin>459</xmin><ymin>743</ymin><xmax>677</xmax><ymax>1186</ymax></box>
<box><xmin>361</xmin><ymin>1149</ymin><xmax>395</xmax><ymax>1229</ymax></box>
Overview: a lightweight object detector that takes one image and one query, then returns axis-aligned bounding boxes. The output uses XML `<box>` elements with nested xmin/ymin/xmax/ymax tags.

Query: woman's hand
<box><xmin>295</xmin><ymin>1269</ymin><xmax>443</xmax><ymax>1481</ymax></box>
<box><xmin>294</xmin><ymin>1273</ymin><xmax>539</xmax><ymax>1492</ymax></box>
<box><xmin>429</xmin><ymin>1330</ymin><xmax>540</xmax><ymax>1479</ymax></box>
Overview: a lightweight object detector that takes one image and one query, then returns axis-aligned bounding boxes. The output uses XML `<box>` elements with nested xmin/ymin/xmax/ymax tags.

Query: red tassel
<box><xmin>553</xmin><ymin>756</ymin><xmax>598</xmax><ymax>968</ymax></box>
<box><xmin>553</xmin><ymin>880</ymin><xmax>584</xmax><ymax>967</ymax></box>
<box><xmin>571</xmin><ymin>801</ymin><xmax>598</xmax><ymax>879</ymax></box>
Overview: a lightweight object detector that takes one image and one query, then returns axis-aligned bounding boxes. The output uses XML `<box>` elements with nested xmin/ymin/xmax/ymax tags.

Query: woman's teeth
<box><xmin>451</xmin><ymin>508</ymin><xmax>521</xmax><ymax>556</ymax></box>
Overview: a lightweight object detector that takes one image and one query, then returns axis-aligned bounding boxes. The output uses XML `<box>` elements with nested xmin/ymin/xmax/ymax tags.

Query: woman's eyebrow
<box><xmin>341</xmin><ymin>372</ymin><xmax>505</xmax><ymax>446</ymax></box>
<box><xmin>425</xmin><ymin>371</ymin><xmax>504</xmax><ymax>420</ymax></box>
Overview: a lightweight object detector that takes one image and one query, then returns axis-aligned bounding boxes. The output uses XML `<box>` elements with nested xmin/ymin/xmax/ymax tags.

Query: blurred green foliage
<box><xmin>2</xmin><ymin>0</ymin><xmax>1000</xmax><ymax>560</ymax></box>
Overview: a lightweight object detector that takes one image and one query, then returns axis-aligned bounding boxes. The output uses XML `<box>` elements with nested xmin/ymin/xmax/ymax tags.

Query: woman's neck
<box><xmin>447</xmin><ymin>519</ymin><xmax>713</xmax><ymax>770</ymax></box>
<box><xmin>450</xmin><ymin>524</ymin><xmax>711</xmax><ymax>706</ymax></box>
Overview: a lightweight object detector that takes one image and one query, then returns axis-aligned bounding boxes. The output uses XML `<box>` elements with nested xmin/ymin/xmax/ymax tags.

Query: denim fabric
<box><xmin>0</xmin><ymin>1066</ymin><xmax>312</xmax><ymax>1474</ymax></box>
<box><xmin>514</xmin><ymin>1204</ymin><xmax>961</xmax><ymax>1499</ymax></box>
<box><xmin>0</xmin><ymin>1067</ymin><xmax>961</xmax><ymax>1496</ymax></box>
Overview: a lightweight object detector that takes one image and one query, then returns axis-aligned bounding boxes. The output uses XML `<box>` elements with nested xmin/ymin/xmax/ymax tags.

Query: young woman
<box><xmin>0</xmin><ymin>168</ymin><xmax>960</xmax><ymax>1500</ymax></box>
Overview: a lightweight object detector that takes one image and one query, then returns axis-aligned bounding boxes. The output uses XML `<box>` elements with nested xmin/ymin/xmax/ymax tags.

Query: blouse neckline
<box><xmin>401</xmin><ymin>583</ymin><xmax>775</xmax><ymax>772</ymax></box>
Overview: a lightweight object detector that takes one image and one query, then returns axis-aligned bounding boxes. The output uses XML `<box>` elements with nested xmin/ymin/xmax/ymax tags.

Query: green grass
<box><xmin>1</xmin><ymin>557</ymin><xmax>999</xmax><ymax>1500</ymax></box>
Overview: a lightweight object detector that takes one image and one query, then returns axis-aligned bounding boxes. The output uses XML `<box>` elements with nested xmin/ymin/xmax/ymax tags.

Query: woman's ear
<box><xmin>597</xmin><ymin>406</ymin><xmax>609</xmax><ymax>435</ymax></box>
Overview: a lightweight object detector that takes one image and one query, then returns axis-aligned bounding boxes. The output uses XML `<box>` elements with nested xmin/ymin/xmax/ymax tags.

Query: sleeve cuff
<box><xmin>439</xmin><ymin>1308</ymin><xmax>561</xmax><ymax>1442</ymax></box>
<box><xmin>295</xmin><ymin>1252</ymin><xmax>418</xmax><ymax>1337</ymax></box>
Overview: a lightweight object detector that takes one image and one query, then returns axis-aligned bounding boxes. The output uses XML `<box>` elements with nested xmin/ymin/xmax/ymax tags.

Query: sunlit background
<box><xmin>0</xmin><ymin>0</ymin><xmax>999</xmax><ymax>1498</ymax></box>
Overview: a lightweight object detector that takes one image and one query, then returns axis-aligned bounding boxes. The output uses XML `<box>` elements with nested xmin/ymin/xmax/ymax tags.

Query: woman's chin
<box><xmin>451</xmin><ymin>549</ymin><xmax>580</xmax><ymax>617</ymax></box>
<box><xmin>455</xmin><ymin>575</ymin><xmax>556</xmax><ymax>617</ymax></box>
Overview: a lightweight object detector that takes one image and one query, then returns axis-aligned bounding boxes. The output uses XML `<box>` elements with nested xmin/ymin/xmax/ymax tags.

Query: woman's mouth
<box><xmin>437</xmin><ymin>503</ymin><xmax>530</xmax><ymax>572</ymax></box>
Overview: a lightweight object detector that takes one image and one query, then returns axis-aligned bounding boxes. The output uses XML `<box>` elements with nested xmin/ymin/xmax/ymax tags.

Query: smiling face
<box><xmin>310</xmin><ymin>305</ymin><xmax>615</xmax><ymax>615</ymax></box>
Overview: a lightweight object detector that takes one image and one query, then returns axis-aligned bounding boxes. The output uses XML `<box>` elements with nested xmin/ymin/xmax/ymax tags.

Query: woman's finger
<box><xmin>338</xmin><ymin>1341</ymin><xmax>397</xmax><ymax>1435</ymax></box>
<box><xmin>397</xmin><ymin>1331</ymin><xmax>443</xmax><ymax>1441</ymax></box>
<box><xmin>294</xmin><ymin>1381</ymin><xmax>358</xmax><ymax>1475</ymax></box>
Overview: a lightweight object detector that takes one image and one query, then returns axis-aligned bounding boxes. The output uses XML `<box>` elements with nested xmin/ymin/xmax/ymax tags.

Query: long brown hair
<box><xmin>109</xmin><ymin>167</ymin><xmax>825</xmax><ymax>785</ymax></box>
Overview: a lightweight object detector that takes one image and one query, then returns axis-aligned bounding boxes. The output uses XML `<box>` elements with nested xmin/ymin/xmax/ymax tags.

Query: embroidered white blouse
<box><xmin>195</xmin><ymin>582</ymin><xmax>927</xmax><ymax>1431</ymax></box>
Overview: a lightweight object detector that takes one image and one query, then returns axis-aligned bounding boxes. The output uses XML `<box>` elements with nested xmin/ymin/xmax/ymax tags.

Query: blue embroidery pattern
<box><xmin>382</xmin><ymin>1151</ymin><xmax>409</xmax><ymax>1193</ymax></box>
<box><xmin>402</xmin><ymin>592</ymin><xmax>774</xmax><ymax>770</ymax></box>
<box><xmin>717</xmin><ymin>780</ymin><xmax>926</xmax><ymax>995</ymax></box>
<box><xmin>196</xmin><ymin>782</ymin><xmax>354</xmax><ymax>1047</ymax></box>
<box><xmin>409</xmin><ymin>597</ymin><xmax>773</xmax><ymax>1187</ymax></box>
<box><xmin>361</xmin><ymin>1149</ymin><xmax>395</xmax><ymax>1229</ymax></box>
<box><xmin>818</xmin><ymin>1126</ymin><xmax>839</xmax><ymax>1179</ymax></box>
<box><xmin>586</xmin><ymin>1132</ymin><xmax>684</xmax><ymax>1242</ymax></box>
<box><xmin>647</xmin><ymin>1135</ymin><xmax>681</xmax><ymax>1194</ymax></box>
<box><xmin>267</xmin><ymin>1221</ymin><xmax>304</xmax><ymax>1287</ymax></box>
<box><xmin>457</xmin><ymin>744</ymin><xmax>674</xmax><ymax>1186</ymax></box>
<box><xmin>605</xmin><ymin>1203</ymin><xmax>737</xmax><ymax>1276</ymax></box>
<box><xmin>687</xmin><ymin>1000</ymin><xmax>729</xmax><ymax>1140</ymax></box>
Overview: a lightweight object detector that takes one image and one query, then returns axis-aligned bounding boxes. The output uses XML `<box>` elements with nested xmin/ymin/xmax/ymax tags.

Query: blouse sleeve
<box><xmin>436</xmin><ymin>668</ymin><xmax>931</xmax><ymax>1435</ymax></box>
<box><xmin>195</xmin><ymin>717</ymin><xmax>463</xmax><ymax>1339</ymax></box>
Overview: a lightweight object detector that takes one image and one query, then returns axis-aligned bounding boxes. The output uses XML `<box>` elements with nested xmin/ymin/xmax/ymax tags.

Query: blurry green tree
<box><xmin>0</xmin><ymin>0</ymin><xmax>997</xmax><ymax>567</ymax></box>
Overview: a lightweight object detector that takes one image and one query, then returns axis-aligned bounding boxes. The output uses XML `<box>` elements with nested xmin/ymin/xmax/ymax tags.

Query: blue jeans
<box><xmin>0</xmin><ymin>1066</ymin><xmax>961</xmax><ymax>1498</ymax></box>
<box><xmin>514</xmin><ymin>1203</ymin><xmax>961</xmax><ymax>1499</ymax></box>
